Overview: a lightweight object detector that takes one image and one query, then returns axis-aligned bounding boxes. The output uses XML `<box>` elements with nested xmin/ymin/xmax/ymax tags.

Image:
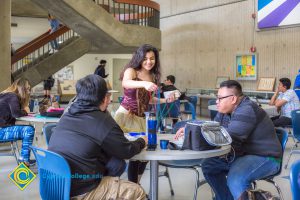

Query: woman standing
<box><xmin>115</xmin><ymin>44</ymin><xmax>174</xmax><ymax>183</ymax></box>
<box><xmin>0</xmin><ymin>78</ymin><xmax>35</xmax><ymax>166</ymax></box>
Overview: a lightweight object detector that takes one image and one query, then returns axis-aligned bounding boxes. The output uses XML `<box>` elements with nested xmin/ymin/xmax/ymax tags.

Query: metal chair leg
<box><xmin>10</xmin><ymin>141</ymin><xmax>19</xmax><ymax>165</ymax></box>
<box><xmin>191</xmin><ymin>167</ymin><xmax>200</xmax><ymax>200</ymax></box>
<box><xmin>285</xmin><ymin>143</ymin><xmax>298</xmax><ymax>169</ymax></box>
<box><xmin>165</xmin><ymin>167</ymin><xmax>175</xmax><ymax>196</ymax></box>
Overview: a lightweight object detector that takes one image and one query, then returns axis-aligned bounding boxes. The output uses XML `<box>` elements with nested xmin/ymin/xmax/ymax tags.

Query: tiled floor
<box><xmin>0</xmin><ymin>117</ymin><xmax>298</xmax><ymax>199</ymax></box>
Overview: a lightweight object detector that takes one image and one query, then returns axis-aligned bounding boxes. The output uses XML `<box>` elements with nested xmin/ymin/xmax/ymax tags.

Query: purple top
<box><xmin>121</xmin><ymin>79</ymin><xmax>152</xmax><ymax>117</ymax></box>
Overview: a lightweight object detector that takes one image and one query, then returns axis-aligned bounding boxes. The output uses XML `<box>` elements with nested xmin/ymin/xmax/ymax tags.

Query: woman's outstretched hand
<box><xmin>144</xmin><ymin>82</ymin><xmax>158</xmax><ymax>92</ymax></box>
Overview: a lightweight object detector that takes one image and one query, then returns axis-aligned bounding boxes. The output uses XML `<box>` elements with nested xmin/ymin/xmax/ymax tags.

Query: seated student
<box><xmin>269</xmin><ymin>78</ymin><xmax>300</xmax><ymax>127</ymax></box>
<box><xmin>199</xmin><ymin>80</ymin><xmax>282</xmax><ymax>200</ymax></box>
<box><xmin>0</xmin><ymin>78</ymin><xmax>35</xmax><ymax>166</ymax></box>
<box><xmin>160</xmin><ymin>75</ymin><xmax>178</xmax><ymax>97</ymax></box>
<box><xmin>48</xmin><ymin>74</ymin><xmax>146</xmax><ymax>200</ymax></box>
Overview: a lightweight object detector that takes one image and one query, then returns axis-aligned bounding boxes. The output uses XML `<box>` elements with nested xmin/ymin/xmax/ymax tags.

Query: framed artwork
<box><xmin>235</xmin><ymin>53</ymin><xmax>257</xmax><ymax>80</ymax></box>
<box><xmin>216</xmin><ymin>76</ymin><xmax>230</xmax><ymax>88</ymax></box>
<box><xmin>257</xmin><ymin>0</ymin><xmax>300</xmax><ymax>29</ymax></box>
<box><xmin>257</xmin><ymin>77</ymin><xmax>276</xmax><ymax>91</ymax></box>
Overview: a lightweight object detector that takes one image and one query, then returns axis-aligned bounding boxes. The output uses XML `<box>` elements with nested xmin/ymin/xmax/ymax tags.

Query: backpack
<box><xmin>240</xmin><ymin>189</ymin><xmax>280</xmax><ymax>200</ymax></box>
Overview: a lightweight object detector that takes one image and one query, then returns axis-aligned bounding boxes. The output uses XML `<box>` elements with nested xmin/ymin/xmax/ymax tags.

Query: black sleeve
<box><xmin>101</xmin><ymin>124</ymin><xmax>146</xmax><ymax>159</ymax></box>
<box><xmin>9</xmin><ymin>94</ymin><xmax>27</xmax><ymax>118</ymax></box>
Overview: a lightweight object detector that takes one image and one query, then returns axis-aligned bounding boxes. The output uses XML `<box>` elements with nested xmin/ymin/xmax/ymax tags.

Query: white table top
<box><xmin>131</xmin><ymin>134</ymin><xmax>231</xmax><ymax>161</ymax></box>
<box><xmin>208</xmin><ymin>104</ymin><xmax>276</xmax><ymax>112</ymax></box>
<box><xmin>17</xmin><ymin>114</ymin><xmax>60</xmax><ymax>123</ymax></box>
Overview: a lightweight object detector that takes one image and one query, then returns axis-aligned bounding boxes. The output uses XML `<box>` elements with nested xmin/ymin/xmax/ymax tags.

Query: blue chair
<box><xmin>294</xmin><ymin>89</ymin><xmax>300</xmax><ymax>101</ymax></box>
<box><xmin>253</xmin><ymin>128</ymin><xmax>288</xmax><ymax>200</ymax></box>
<box><xmin>290</xmin><ymin>160</ymin><xmax>300</xmax><ymax>200</ymax></box>
<box><xmin>30</xmin><ymin>146</ymin><xmax>71</xmax><ymax>200</ymax></box>
<box><xmin>208</xmin><ymin>99</ymin><xmax>218</xmax><ymax>121</ymax></box>
<box><xmin>285</xmin><ymin>109</ymin><xmax>300</xmax><ymax>169</ymax></box>
<box><xmin>42</xmin><ymin>123</ymin><xmax>57</xmax><ymax>145</ymax></box>
<box><xmin>181</xmin><ymin>96</ymin><xmax>197</xmax><ymax>120</ymax></box>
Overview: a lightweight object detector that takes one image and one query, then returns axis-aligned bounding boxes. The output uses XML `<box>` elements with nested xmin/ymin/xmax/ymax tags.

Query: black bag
<box><xmin>181</xmin><ymin>121</ymin><xmax>232</xmax><ymax>151</ymax></box>
<box><xmin>240</xmin><ymin>189</ymin><xmax>279</xmax><ymax>200</ymax></box>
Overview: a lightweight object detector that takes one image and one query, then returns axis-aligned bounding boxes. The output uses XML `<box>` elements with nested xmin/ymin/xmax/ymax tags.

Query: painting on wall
<box><xmin>258</xmin><ymin>0</ymin><xmax>300</xmax><ymax>29</ymax></box>
<box><xmin>53</xmin><ymin>65</ymin><xmax>74</xmax><ymax>81</ymax></box>
<box><xmin>235</xmin><ymin>54</ymin><xmax>257</xmax><ymax>80</ymax></box>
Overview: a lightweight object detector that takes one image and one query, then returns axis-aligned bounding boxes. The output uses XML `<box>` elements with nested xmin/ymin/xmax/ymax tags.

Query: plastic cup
<box><xmin>160</xmin><ymin>139</ymin><xmax>169</xmax><ymax>150</ymax></box>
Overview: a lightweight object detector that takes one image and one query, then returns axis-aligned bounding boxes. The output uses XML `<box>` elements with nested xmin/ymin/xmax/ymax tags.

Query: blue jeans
<box><xmin>0</xmin><ymin>125</ymin><xmax>35</xmax><ymax>162</ymax></box>
<box><xmin>105</xmin><ymin>157</ymin><xmax>126</xmax><ymax>177</ymax></box>
<box><xmin>202</xmin><ymin>155</ymin><xmax>280</xmax><ymax>200</ymax></box>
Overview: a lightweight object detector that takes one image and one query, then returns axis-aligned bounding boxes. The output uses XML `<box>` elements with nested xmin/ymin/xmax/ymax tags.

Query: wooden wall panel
<box><xmin>156</xmin><ymin>0</ymin><xmax>300</xmax><ymax>91</ymax></box>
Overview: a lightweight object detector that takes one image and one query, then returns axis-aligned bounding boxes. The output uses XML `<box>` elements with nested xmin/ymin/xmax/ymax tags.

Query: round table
<box><xmin>208</xmin><ymin>104</ymin><xmax>277</xmax><ymax>116</ymax></box>
<box><xmin>17</xmin><ymin>114</ymin><xmax>60</xmax><ymax>123</ymax></box>
<box><xmin>131</xmin><ymin>134</ymin><xmax>231</xmax><ymax>200</ymax></box>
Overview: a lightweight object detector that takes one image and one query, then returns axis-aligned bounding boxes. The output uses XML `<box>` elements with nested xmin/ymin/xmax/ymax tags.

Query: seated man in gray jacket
<box><xmin>201</xmin><ymin>80</ymin><xmax>282</xmax><ymax>200</ymax></box>
<box><xmin>48</xmin><ymin>74</ymin><xmax>146</xmax><ymax>200</ymax></box>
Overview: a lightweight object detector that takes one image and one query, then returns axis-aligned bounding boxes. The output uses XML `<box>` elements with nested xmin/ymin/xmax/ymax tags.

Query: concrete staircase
<box><xmin>13</xmin><ymin>37</ymin><xmax>90</xmax><ymax>86</ymax></box>
<box><xmin>30</xmin><ymin>0</ymin><xmax>161</xmax><ymax>53</ymax></box>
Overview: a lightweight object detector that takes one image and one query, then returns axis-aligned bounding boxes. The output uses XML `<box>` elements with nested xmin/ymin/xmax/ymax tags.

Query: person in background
<box><xmin>114</xmin><ymin>44</ymin><xmax>174</xmax><ymax>184</ymax></box>
<box><xmin>48</xmin><ymin>74</ymin><xmax>146</xmax><ymax>199</ymax></box>
<box><xmin>200</xmin><ymin>80</ymin><xmax>282</xmax><ymax>200</ymax></box>
<box><xmin>269</xmin><ymin>77</ymin><xmax>300</xmax><ymax>127</ymax></box>
<box><xmin>43</xmin><ymin>75</ymin><xmax>55</xmax><ymax>99</ymax></box>
<box><xmin>160</xmin><ymin>75</ymin><xmax>177</xmax><ymax>97</ymax></box>
<box><xmin>0</xmin><ymin>78</ymin><xmax>35</xmax><ymax>166</ymax></box>
<box><xmin>48</xmin><ymin>13</ymin><xmax>60</xmax><ymax>53</ymax></box>
<box><xmin>94</xmin><ymin>59</ymin><xmax>109</xmax><ymax>78</ymax></box>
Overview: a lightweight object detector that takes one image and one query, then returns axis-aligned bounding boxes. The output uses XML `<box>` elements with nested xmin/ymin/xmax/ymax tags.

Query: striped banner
<box><xmin>258</xmin><ymin>0</ymin><xmax>300</xmax><ymax>29</ymax></box>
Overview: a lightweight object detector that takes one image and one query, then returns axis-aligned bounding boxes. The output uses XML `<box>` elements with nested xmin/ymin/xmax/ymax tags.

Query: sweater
<box><xmin>0</xmin><ymin>93</ymin><xmax>27</xmax><ymax>127</ymax></box>
<box><xmin>214</xmin><ymin>96</ymin><xmax>282</xmax><ymax>158</ymax></box>
<box><xmin>48</xmin><ymin>100</ymin><xmax>145</xmax><ymax>196</ymax></box>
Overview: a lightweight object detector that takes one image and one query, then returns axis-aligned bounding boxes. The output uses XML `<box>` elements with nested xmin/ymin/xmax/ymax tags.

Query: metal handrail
<box><xmin>94</xmin><ymin>0</ymin><xmax>160</xmax><ymax>28</ymax></box>
<box><xmin>11</xmin><ymin>26</ymin><xmax>78</xmax><ymax>74</ymax></box>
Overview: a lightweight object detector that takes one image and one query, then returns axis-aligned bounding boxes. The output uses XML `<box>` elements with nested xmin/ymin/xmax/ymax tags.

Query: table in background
<box><xmin>208</xmin><ymin>104</ymin><xmax>277</xmax><ymax>116</ymax></box>
<box><xmin>131</xmin><ymin>134</ymin><xmax>231</xmax><ymax>200</ymax></box>
<box><xmin>17</xmin><ymin>114</ymin><xmax>60</xmax><ymax>124</ymax></box>
<box><xmin>17</xmin><ymin>114</ymin><xmax>60</xmax><ymax>142</ymax></box>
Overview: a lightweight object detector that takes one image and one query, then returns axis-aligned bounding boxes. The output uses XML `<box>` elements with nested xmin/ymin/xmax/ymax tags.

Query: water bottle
<box><xmin>33</xmin><ymin>99</ymin><xmax>39</xmax><ymax>114</ymax></box>
<box><xmin>144</xmin><ymin>112</ymin><xmax>150</xmax><ymax>136</ymax></box>
<box><xmin>147</xmin><ymin>112</ymin><xmax>157</xmax><ymax>149</ymax></box>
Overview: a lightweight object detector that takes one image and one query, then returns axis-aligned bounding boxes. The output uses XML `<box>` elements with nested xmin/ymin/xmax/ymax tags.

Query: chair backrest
<box><xmin>291</xmin><ymin>109</ymin><xmax>300</xmax><ymax>140</ymax></box>
<box><xmin>290</xmin><ymin>160</ymin><xmax>300</xmax><ymax>200</ymax></box>
<box><xmin>294</xmin><ymin>90</ymin><xmax>300</xmax><ymax>101</ymax></box>
<box><xmin>184</xmin><ymin>96</ymin><xmax>197</xmax><ymax>112</ymax></box>
<box><xmin>274</xmin><ymin>128</ymin><xmax>289</xmax><ymax>175</ymax></box>
<box><xmin>208</xmin><ymin>99</ymin><xmax>218</xmax><ymax>121</ymax></box>
<box><xmin>43</xmin><ymin>123</ymin><xmax>57</xmax><ymax>145</ymax></box>
<box><xmin>30</xmin><ymin>146</ymin><xmax>71</xmax><ymax>200</ymax></box>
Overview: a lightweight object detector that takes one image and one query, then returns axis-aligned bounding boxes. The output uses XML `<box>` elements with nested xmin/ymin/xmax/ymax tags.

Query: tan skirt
<box><xmin>114</xmin><ymin>106</ymin><xmax>146</xmax><ymax>133</ymax></box>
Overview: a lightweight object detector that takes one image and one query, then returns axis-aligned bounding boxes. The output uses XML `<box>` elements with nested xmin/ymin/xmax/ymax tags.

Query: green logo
<box><xmin>8</xmin><ymin>163</ymin><xmax>36</xmax><ymax>190</ymax></box>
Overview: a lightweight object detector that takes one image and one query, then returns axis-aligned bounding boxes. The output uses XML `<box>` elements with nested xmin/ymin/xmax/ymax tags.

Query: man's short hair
<box><xmin>279</xmin><ymin>78</ymin><xmax>291</xmax><ymax>89</ymax></box>
<box><xmin>100</xmin><ymin>60</ymin><xmax>107</xmax><ymax>65</ymax></box>
<box><xmin>76</xmin><ymin>74</ymin><xmax>108</xmax><ymax>106</ymax></box>
<box><xmin>220</xmin><ymin>80</ymin><xmax>243</xmax><ymax>96</ymax></box>
<box><xmin>166</xmin><ymin>75</ymin><xmax>175</xmax><ymax>84</ymax></box>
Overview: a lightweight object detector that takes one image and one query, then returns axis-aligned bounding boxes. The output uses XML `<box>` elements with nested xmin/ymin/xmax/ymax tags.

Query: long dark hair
<box><xmin>1</xmin><ymin>77</ymin><xmax>31</xmax><ymax>108</ymax></box>
<box><xmin>120</xmin><ymin>44</ymin><xmax>161</xmax><ymax>84</ymax></box>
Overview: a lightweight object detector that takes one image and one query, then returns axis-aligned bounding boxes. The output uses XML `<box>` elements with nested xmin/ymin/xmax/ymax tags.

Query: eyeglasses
<box><xmin>216</xmin><ymin>94</ymin><xmax>234</xmax><ymax>102</ymax></box>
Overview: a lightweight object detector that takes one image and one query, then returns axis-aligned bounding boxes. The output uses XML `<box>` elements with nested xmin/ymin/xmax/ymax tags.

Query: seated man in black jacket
<box><xmin>48</xmin><ymin>74</ymin><xmax>146</xmax><ymax>200</ymax></box>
